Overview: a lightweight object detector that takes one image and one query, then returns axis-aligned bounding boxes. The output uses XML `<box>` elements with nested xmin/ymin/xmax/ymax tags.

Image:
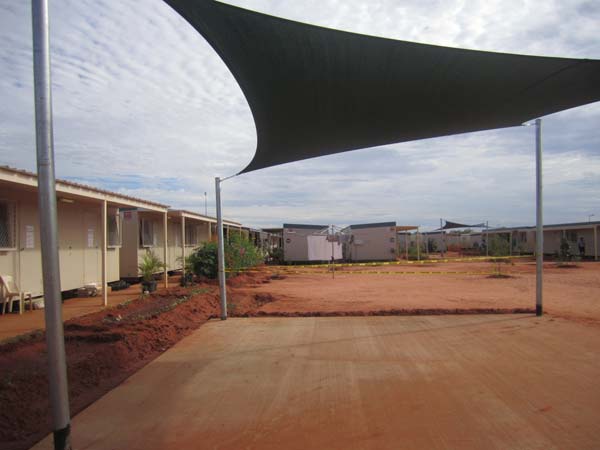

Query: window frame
<box><xmin>107</xmin><ymin>213</ymin><xmax>122</xmax><ymax>248</ymax></box>
<box><xmin>0</xmin><ymin>200</ymin><xmax>17</xmax><ymax>251</ymax></box>
<box><xmin>139</xmin><ymin>218</ymin><xmax>156</xmax><ymax>248</ymax></box>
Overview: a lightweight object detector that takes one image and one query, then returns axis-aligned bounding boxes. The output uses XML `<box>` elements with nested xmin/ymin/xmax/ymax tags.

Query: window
<box><xmin>108</xmin><ymin>214</ymin><xmax>121</xmax><ymax>247</ymax></box>
<box><xmin>140</xmin><ymin>218</ymin><xmax>155</xmax><ymax>247</ymax></box>
<box><xmin>519</xmin><ymin>232</ymin><xmax>527</xmax><ymax>243</ymax></box>
<box><xmin>185</xmin><ymin>224</ymin><xmax>199</xmax><ymax>246</ymax></box>
<box><xmin>0</xmin><ymin>201</ymin><xmax>16</xmax><ymax>250</ymax></box>
<box><xmin>566</xmin><ymin>230</ymin><xmax>578</xmax><ymax>242</ymax></box>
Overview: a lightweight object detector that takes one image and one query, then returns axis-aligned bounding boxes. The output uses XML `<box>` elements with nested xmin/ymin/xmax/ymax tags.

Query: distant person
<box><xmin>578</xmin><ymin>237</ymin><xmax>586</xmax><ymax>257</ymax></box>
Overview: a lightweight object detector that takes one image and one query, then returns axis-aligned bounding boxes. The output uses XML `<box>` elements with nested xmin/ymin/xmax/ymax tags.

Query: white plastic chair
<box><xmin>0</xmin><ymin>275</ymin><xmax>33</xmax><ymax>315</ymax></box>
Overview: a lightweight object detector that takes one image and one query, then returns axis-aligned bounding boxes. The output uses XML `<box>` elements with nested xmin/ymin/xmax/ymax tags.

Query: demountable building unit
<box><xmin>345</xmin><ymin>222</ymin><xmax>397</xmax><ymax>261</ymax></box>
<box><xmin>488</xmin><ymin>221</ymin><xmax>599</xmax><ymax>258</ymax></box>
<box><xmin>167</xmin><ymin>210</ymin><xmax>241</xmax><ymax>276</ymax></box>
<box><xmin>119</xmin><ymin>208</ymin><xmax>242</xmax><ymax>279</ymax></box>
<box><xmin>282</xmin><ymin>223</ymin><xmax>342</xmax><ymax>263</ymax></box>
<box><xmin>0</xmin><ymin>166</ymin><xmax>168</xmax><ymax>306</ymax></box>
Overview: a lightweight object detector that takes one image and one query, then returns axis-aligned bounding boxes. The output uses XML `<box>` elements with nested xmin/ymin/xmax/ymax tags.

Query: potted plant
<box><xmin>138</xmin><ymin>251</ymin><xmax>165</xmax><ymax>293</ymax></box>
<box><xmin>177</xmin><ymin>255</ymin><xmax>195</xmax><ymax>286</ymax></box>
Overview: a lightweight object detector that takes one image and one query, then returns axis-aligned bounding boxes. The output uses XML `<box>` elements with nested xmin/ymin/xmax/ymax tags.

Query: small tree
<box><xmin>488</xmin><ymin>236</ymin><xmax>510</xmax><ymax>257</ymax></box>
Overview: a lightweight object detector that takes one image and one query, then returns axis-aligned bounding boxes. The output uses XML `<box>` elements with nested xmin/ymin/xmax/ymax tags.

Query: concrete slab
<box><xmin>32</xmin><ymin>315</ymin><xmax>600</xmax><ymax>449</ymax></box>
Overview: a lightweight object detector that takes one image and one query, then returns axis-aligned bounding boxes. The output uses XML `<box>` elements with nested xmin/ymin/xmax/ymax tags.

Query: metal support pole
<box><xmin>216</xmin><ymin>177</ymin><xmax>227</xmax><ymax>320</ymax></box>
<box><xmin>404</xmin><ymin>232</ymin><xmax>408</xmax><ymax>260</ymax></box>
<box><xmin>485</xmin><ymin>221</ymin><xmax>489</xmax><ymax>257</ymax></box>
<box><xmin>31</xmin><ymin>1</ymin><xmax>72</xmax><ymax>448</ymax></box>
<box><xmin>440</xmin><ymin>218</ymin><xmax>444</xmax><ymax>257</ymax></box>
<box><xmin>101</xmin><ymin>201</ymin><xmax>107</xmax><ymax>307</ymax></box>
<box><xmin>594</xmin><ymin>225</ymin><xmax>598</xmax><ymax>261</ymax></box>
<box><xmin>416</xmin><ymin>228</ymin><xmax>421</xmax><ymax>261</ymax></box>
<box><xmin>163</xmin><ymin>212</ymin><xmax>168</xmax><ymax>288</ymax></box>
<box><xmin>181</xmin><ymin>215</ymin><xmax>186</xmax><ymax>278</ymax></box>
<box><xmin>535</xmin><ymin>118</ymin><xmax>543</xmax><ymax>316</ymax></box>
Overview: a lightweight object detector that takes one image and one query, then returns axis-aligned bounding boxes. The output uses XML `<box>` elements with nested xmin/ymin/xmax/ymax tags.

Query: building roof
<box><xmin>283</xmin><ymin>223</ymin><xmax>328</xmax><ymax>230</ymax></box>
<box><xmin>348</xmin><ymin>222</ymin><xmax>397</xmax><ymax>230</ymax></box>
<box><xmin>488</xmin><ymin>220</ymin><xmax>600</xmax><ymax>232</ymax></box>
<box><xmin>168</xmin><ymin>209</ymin><xmax>241</xmax><ymax>227</ymax></box>
<box><xmin>0</xmin><ymin>165</ymin><xmax>169</xmax><ymax>210</ymax></box>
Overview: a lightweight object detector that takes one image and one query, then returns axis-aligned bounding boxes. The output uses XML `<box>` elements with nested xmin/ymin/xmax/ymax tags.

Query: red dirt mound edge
<box><xmin>0</xmin><ymin>284</ymin><xmax>222</xmax><ymax>450</ymax></box>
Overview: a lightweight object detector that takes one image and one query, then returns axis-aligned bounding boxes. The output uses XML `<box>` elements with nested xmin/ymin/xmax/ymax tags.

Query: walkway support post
<box><xmin>101</xmin><ymin>200</ymin><xmax>107</xmax><ymax>307</ymax></box>
<box><xmin>181</xmin><ymin>215</ymin><xmax>186</xmax><ymax>278</ymax></box>
<box><xmin>215</xmin><ymin>177</ymin><xmax>227</xmax><ymax>320</ymax></box>
<box><xmin>535</xmin><ymin>118</ymin><xmax>543</xmax><ymax>316</ymax></box>
<box><xmin>163</xmin><ymin>212</ymin><xmax>168</xmax><ymax>288</ymax></box>
<box><xmin>32</xmin><ymin>0</ymin><xmax>72</xmax><ymax>448</ymax></box>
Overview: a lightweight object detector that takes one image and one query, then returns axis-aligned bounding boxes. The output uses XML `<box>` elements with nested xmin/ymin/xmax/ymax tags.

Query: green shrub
<box><xmin>488</xmin><ymin>236</ymin><xmax>510</xmax><ymax>256</ymax></box>
<box><xmin>188</xmin><ymin>234</ymin><xmax>264</xmax><ymax>279</ymax></box>
<box><xmin>225</xmin><ymin>233</ymin><xmax>264</xmax><ymax>275</ymax></box>
<box><xmin>188</xmin><ymin>241</ymin><xmax>219</xmax><ymax>279</ymax></box>
<box><xmin>407</xmin><ymin>245</ymin><xmax>425</xmax><ymax>260</ymax></box>
<box><xmin>268</xmin><ymin>247</ymin><xmax>284</xmax><ymax>265</ymax></box>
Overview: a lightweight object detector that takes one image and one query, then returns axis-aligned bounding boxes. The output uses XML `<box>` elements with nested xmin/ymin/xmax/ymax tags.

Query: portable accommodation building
<box><xmin>120</xmin><ymin>208</ymin><xmax>242</xmax><ymax>279</ymax></box>
<box><xmin>345</xmin><ymin>222</ymin><xmax>397</xmax><ymax>261</ymax></box>
<box><xmin>0</xmin><ymin>166</ymin><xmax>168</xmax><ymax>306</ymax></box>
<box><xmin>486</xmin><ymin>221</ymin><xmax>599</xmax><ymax>258</ymax></box>
<box><xmin>282</xmin><ymin>224</ymin><xmax>341</xmax><ymax>263</ymax></box>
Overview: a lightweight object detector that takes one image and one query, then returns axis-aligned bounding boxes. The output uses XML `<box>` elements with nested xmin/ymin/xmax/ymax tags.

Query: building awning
<box><xmin>165</xmin><ymin>0</ymin><xmax>600</xmax><ymax>174</ymax></box>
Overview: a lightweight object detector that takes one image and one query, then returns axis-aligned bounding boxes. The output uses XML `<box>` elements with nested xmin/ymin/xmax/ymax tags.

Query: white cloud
<box><xmin>0</xmin><ymin>0</ymin><xmax>598</xmax><ymax>230</ymax></box>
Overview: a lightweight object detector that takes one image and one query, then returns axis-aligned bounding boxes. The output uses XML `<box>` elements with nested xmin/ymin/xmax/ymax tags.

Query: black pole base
<box><xmin>536</xmin><ymin>305</ymin><xmax>543</xmax><ymax>316</ymax></box>
<box><xmin>53</xmin><ymin>424</ymin><xmax>71</xmax><ymax>450</ymax></box>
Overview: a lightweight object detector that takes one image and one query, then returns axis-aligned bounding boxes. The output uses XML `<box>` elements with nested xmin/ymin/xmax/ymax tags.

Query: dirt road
<box><xmin>31</xmin><ymin>315</ymin><xmax>600</xmax><ymax>450</ymax></box>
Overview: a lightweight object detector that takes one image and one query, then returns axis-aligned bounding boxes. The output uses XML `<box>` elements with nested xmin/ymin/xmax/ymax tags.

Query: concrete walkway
<box><xmin>32</xmin><ymin>315</ymin><xmax>600</xmax><ymax>449</ymax></box>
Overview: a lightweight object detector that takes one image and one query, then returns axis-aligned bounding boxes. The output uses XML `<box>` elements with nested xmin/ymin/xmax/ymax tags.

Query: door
<box><xmin>83</xmin><ymin>212</ymin><xmax>99</xmax><ymax>284</ymax></box>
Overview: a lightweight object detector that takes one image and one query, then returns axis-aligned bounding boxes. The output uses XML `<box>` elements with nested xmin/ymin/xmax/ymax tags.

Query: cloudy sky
<box><xmin>1</xmin><ymin>0</ymin><xmax>599</xmax><ymax>230</ymax></box>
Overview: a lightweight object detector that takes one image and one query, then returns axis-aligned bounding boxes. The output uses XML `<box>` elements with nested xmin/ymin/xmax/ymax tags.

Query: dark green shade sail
<box><xmin>165</xmin><ymin>0</ymin><xmax>600</xmax><ymax>174</ymax></box>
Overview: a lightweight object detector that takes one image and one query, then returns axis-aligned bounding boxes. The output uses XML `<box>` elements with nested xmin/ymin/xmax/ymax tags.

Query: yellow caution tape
<box><xmin>225</xmin><ymin>268</ymin><xmax>506</xmax><ymax>276</ymax></box>
<box><xmin>266</xmin><ymin>254</ymin><xmax>531</xmax><ymax>270</ymax></box>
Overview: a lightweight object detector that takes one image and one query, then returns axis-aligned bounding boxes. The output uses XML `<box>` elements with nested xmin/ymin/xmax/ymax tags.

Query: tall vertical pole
<box><xmin>485</xmin><ymin>221</ymin><xmax>489</xmax><ymax>257</ymax></box>
<box><xmin>594</xmin><ymin>225</ymin><xmax>598</xmax><ymax>261</ymax></box>
<box><xmin>535</xmin><ymin>118</ymin><xmax>543</xmax><ymax>316</ymax></box>
<box><xmin>163</xmin><ymin>212</ymin><xmax>168</xmax><ymax>288</ymax></box>
<box><xmin>416</xmin><ymin>228</ymin><xmax>421</xmax><ymax>261</ymax></box>
<box><xmin>101</xmin><ymin>200</ymin><xmax>107</xmax><ymax>307</ymax></box>
<box><xmin>215</xmin><ymin>177</ymin><xmax>227</xmax><ymax>320</ymax></box>
<box><xmin>440</xmin><ymin>218</ymin><xmax>444</xmax><ymax>257</ymax></box>
<box><xmin>31</xmin><ymin>1</ymin><xmax>72</xmax><ymax>448</ymax></box>
<box><xmin>181</xmin><ymin>215</ymin><xmax>186</xmax><ymax>278</ymax></box>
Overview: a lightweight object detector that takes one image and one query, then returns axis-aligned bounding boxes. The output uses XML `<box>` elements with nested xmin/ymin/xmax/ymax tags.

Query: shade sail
<box><xmin>165</xmin><ymin>0</ymin><xmax>600</xmax><ymax>174</ymax></box>
<box><xmin>438</xmin><ymin>221</ymin><xmax>486</xmax><ymax>230</ymax></box>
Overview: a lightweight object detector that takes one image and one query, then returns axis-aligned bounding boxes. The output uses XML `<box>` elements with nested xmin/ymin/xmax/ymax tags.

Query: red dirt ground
<box><xmin>2</xmin><ymin>259</ymin><xmax>599</xmax><ymax>450</ymax></box>
<box><xmin>0</xmin><ymin>275</ymin><xmax>273</xmax><ymax>450</ymax></box>
<box><xmin>228</xmin><ymin>260</ymin><xmax>600</xmax><ymax>325</ymax></box>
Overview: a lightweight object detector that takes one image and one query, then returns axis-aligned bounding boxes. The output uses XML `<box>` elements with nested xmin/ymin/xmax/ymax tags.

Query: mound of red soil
<box><xmin>0</xmin><ymin>284</ymin><xmax>222</xmax><ymax>450</ymax></box>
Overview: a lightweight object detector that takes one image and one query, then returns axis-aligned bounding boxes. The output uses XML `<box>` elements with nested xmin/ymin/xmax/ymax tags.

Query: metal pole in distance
<box><xmin>31</xmin><ymin>1</ymin><xmax>71</xmax><ymax>448</ymax></box>
<box><xmin>215</xmin><ymin>177</ymin><xmax>227</xmax><ymax>320</ymax></box>
<box><xmin>535</xmin><ymin>118</ymin><xmax>543</xmax><ymax>316</ymax></box>
<box><xmin>485</xmin><ymin>221</ymin><xmax>489</xmax><ymax>257</ymax></box>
